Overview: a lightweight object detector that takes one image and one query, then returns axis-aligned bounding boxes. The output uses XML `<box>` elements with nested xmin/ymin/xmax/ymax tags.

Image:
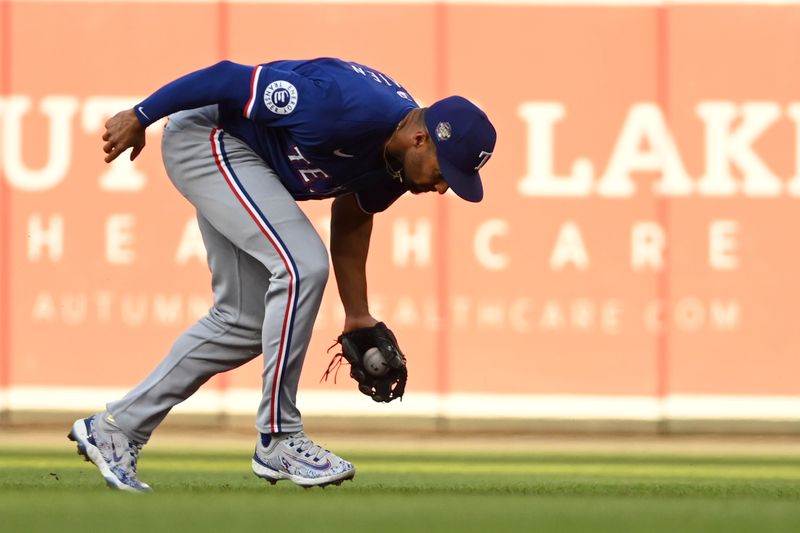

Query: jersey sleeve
<box><xmin>242</xmin><ymin>63</ymin><xmax>339</xmax><ymax>128</ymax></box>
<box><xmin>134</xmin><ymin>61</ymin><xmax>253</xmax><ymax>127</ymax></box>
<box><xmin>354</xmin><ymin>179</ymin><xmax>408</xmax><ymax>214</ymax></box>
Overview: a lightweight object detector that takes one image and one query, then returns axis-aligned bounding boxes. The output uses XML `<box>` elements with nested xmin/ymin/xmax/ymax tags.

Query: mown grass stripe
<box><xmin>4</xmin><ymin>457</ymin><xmax>800</xmax><ymax>480</ymax></box>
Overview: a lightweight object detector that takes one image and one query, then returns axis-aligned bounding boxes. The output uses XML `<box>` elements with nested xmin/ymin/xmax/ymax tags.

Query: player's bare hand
<box><xmin>103</xmin><ymin>109</ymin><xmax>146</xmax><ymax>163</ymax></box>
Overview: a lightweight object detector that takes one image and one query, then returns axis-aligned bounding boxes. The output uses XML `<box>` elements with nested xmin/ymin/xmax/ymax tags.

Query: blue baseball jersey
<box><xmin>135</xmin><ymin>58</ymin><xmax>418</xmax><ymax>213</ymax></box>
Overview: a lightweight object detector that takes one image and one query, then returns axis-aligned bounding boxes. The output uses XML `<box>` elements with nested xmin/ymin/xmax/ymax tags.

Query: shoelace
<box><xmin>288</xmin><ymin>434</ymin><xmax>329</xmax><ymax>462</ymax></box>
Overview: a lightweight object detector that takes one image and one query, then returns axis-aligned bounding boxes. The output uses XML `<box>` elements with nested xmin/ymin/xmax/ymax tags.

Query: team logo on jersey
<box><xmin>264</xmin><ymin>80</ymin><xmax>298</xmax><ymax>115</ymax></box>
<box><xmin>435</xmin><ymin>122</ymin><xmax>452</xmax><ymax>141</ymax></box>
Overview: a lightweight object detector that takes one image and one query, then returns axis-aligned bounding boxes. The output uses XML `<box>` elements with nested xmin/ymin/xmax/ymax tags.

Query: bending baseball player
<box><xmin>68</xmin><ymin>58</ymin><xmax>496</xmax><ymax>492</ymax></box>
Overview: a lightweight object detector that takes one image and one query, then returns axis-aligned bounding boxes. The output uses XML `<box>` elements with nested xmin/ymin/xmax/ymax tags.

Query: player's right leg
<box><xmin>251</xmin><ymin>431</ymin><xmax>355</xmax><ymax>487</ymax></box>
<box><xmin>164</xmin><ymin>106</ymin><xmax>354</xmax><ymax>487</ymax></box>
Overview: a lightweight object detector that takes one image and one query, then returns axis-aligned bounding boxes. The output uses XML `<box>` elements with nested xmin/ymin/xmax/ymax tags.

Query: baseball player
<box><xmin>67</xmin><ymin>58</ymin><xmax>496</xmax><ymax>492</ymax></box>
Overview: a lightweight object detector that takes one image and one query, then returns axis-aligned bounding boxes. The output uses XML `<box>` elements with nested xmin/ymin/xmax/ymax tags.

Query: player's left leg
<box><xmin>67</xmin><ymin>415</ymin><xmax>151</xmax><ymax>492</ymax></box>
<box><xmin>68</xmin><ymin>212</ymin><xmax>272</xmax><ymax>492</ymax></box>
<box><xmin>102</xmin><ymin>213</ymin><xmax>269</xmax><ymax>445</ymax></box>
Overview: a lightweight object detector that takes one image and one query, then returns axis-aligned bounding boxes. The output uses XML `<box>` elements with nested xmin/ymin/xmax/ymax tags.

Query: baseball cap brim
<box><xmin>438</xmin><ymin>156</ymin><xmax>484</xmax><ymax>202</ymax></box>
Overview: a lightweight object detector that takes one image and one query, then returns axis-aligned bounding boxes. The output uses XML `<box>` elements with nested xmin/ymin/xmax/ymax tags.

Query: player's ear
<box><xmin>413</xmin><ymin>129</ymin><xmax>430</xmax><ymax>148</ymax></box>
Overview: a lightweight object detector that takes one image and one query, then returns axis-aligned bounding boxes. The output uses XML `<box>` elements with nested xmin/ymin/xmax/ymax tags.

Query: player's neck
<box><xmin>384</xmin><ymin>123</ymin><xmax>403</xmax><ymax>163</ymax></box>
<box><xmin>384</xmin><ymin>109</ymin><xmax>422</xmax><ymax>161</ymax></box>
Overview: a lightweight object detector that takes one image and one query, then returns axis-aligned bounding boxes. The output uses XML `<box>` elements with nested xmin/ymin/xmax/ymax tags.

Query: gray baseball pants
<box><xmin>106</xmin><ymin>105</ymin><xmax>329</xmax><ymax>443</ymax></box>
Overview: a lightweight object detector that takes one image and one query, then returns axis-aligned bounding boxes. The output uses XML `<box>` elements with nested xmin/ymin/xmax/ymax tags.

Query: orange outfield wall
<box><xmin>1</xmin><ymin>1</ymin><xmax>800</xmax><ymax>417</ymax></box>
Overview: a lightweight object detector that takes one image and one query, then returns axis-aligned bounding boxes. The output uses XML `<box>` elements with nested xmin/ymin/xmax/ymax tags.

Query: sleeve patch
<box><xmin>263</xmin><ymin>80</ymin><xmax>299</xmax><ymax>115</ymax></box>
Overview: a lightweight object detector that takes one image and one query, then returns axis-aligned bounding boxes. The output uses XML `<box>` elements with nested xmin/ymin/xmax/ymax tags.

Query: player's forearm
<box><xmin>330</xmin><ymin>195</ymin><xmax>376</xmax><ymax>329</ymax></box>
<box><xmin>133</xmin><ymin>60</ymin><xmax>252</xmax><ymax>127</ymax></box>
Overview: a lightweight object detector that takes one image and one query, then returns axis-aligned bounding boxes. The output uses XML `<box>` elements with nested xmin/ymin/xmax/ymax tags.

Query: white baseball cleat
<box><xmin>252</xmin><ymin>431</ymin><xmax>355</xmax><ymax>488</ymax></box>
<box><xmin>68</xmin><ymin>415</ymin><xmax>152</xmax><ymax>493</ymax></box>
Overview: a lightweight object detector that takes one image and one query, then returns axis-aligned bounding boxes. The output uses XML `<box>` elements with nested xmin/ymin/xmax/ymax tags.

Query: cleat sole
<box><xmin>316</xmin><ymin>476</ymin><xmax>353</xmax><ymax>488</ymax></box>
<box><xmin>252</xmin><ymin>458</ymin><xmax>356</xmax><ymax>488</ymax></box>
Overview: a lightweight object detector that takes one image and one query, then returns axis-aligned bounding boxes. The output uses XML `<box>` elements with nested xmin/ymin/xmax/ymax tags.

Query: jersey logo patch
<box><xmin>264</xmin><ymin>80</ymin><xmax>298</xmax><ymax>115</ymax></box>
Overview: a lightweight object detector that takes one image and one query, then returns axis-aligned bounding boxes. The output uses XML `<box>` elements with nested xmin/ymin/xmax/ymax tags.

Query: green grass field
<box><xmin>1</xmin><ymin>437</ymin><xmax>800</xmax><ymax>533</ymax></box>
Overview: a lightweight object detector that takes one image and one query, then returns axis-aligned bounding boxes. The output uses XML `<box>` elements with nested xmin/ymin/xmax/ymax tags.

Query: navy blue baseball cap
<box><xmin>424</xmin><ymin>96</ymin><xmax>497</xmax><ymax>202</ymax></box>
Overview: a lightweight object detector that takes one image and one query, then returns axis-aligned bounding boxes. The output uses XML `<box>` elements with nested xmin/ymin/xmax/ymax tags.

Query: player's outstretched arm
<box><xmin>102</xmin><ymin>109</ymin><xmax>146</xmax><ymax>163</ymax></box>
<box><xmin>102</xmin><ymin>61</ymin><xmax>254</xmax><ymax>164</ymax></box>
<box><xmin>330</xmin><ymin>194</ymin><xmax>379</xmax><ymax>333</ymax></box>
